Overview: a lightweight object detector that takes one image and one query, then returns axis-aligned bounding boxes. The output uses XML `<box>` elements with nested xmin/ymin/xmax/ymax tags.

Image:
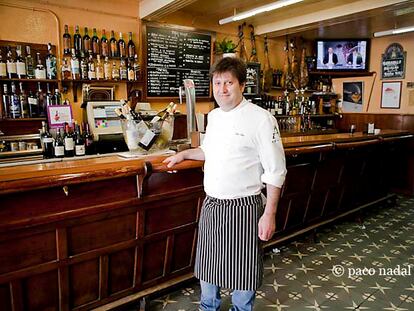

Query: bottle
<box><xmin>80</xmin><ymin>52</ymin><xmax>88</xmax><ymax>80</ymax></box>
<box><xmin>61</xmin><ymin>57</ymin><xmax>71</xmax><ymax>80</ymax></box>
<box><xmin>110</xmin><ymin>31</ymin><xmax>118</xmax><ymax>57</ymax></box>
<box><xmin>103</xmin><ymin>56</ymin><xmax>111</xmax><ymax>79</ymax></box>
<box><xmin>36</xmin><ymin>82</ymin><xmax>46</xmax><ymax>116</ymax></box>
<box><xmin>96</xmin><ymin>55</ymin><xmax>104</xmax><ymax>80</ymax></box>
<box><xmin>40</xmin><ymin>121</ymin><xmax>54</xmax><ymax>158</ymax></box>
<box><xmin>87</xmin><ymin>53</ymin><xmax>96</xmax><ymax>80</ymax></box>
<box><xmin>54</xmin><ymin>128</ymin><xmax>65</xmax><ymax>158</ymax></box>
<box><xmin>63</xmin><ymin>123</ymin><xmax>75</xmax><ymax>157</ymax></box>
<box><xmin>111</xmin><ymin>61</ymin><xmax>119</xmax><ymax>80</ymax></box>
<box><xmin>28</xmin><ymin>89</ymin><xmax>39</xmax><ymax>117</ymax></box>
<box><xmin>10</xmin><ymin>82</ymin><xmax>21</xmax><ymax>119</ymax></box>
<box><xmin>101</xmin><ymin>29</ymin><xmax>109</xmax><ymax>57</ymax></box>
<box><xmin>91</xmin><ymin>28</ymin><xmax>100</xmax><ymax>56</ymax></box>
<box><xmin>25</xmin><ymin>46</ymin><xmax>35</xmax><ymax>79</ymax></box>
<box><xmin>16</xmin><ymin>46</ymin><xmax>27</xmax><ymax>79</ymax></box>
<box><xmin>53</xmin><ymin>88</ymin><xmax>62</xmax><ymax>105</ymax></box>
<box><xmin>45</xmin><ymin>83</ymin><xmax>53</xmax><ymax>106</ymax></box>
<box><xmin>0</xmin><ymin>51</ymin><xmax>7</xmax><ymax>78</ymax></box>
<box><xmin>133</xmin><ymin>54</ymin><xmax>140</xmax><ymax>81</ymax></box>
<box><xmin>83</xmin><ymin>123</ymin><xmax>95</xmax><ymax>155</ymax></box>
<box><xmin>46</xmin><ymin>43</ymin><xmax>57</xmax><ymax>79</ymax></box>
<box><xmin>6</xmin><ymin>46</ymin><xmax>17</xmax><ymax>79</ymax></box>
<box><xmin>127</xmin><ymin>58</ymin><xmax>135</xmax><ymax>81</ymax></box>
<box><xmin>127</xmin><ymin>32</ymin><xmax>135</xmax><ymax>59</ymax></box>
<box><xmin>70</xmin><ymin>48</ymin><xmax>80</xmax><ymax>80</ymax></box>
<box><xmin>19</xmin><ymin>82</ymin><xmax>30</xmax><ymax>118</ymax></box>
<box><xmin>118</xmin><ymin>32</ymin><xmax>126</xmax><ymax>58</ymax></box>
<box><xmin>2</xmin><ymin>84</ymin><xmax>10</xmax><ymax>118</ymax></box>
<box><xmin>34</xmin><ymin>52</ymin><xmax>46</xmax><ymax>79</ymax></box>
<box><xmin>73</xmin><ymin>25</ymin><xmax>82</xmax><ymax>57</ymax></box>
<box><xmin>124</xmin><ymin>114</ymin><xmax>139</xmax><ymax>150</ymax></box>
<box><xmin>83</xmin><ymin>27</ymin><xmax>91</xmax><ymax>56</ymax></box>
<box><xmin>63</xmin><ymin>24</ymin><xmax>71</xmax><ymax>55</ymax></box>
<box><xmin>119</xmin><ymin>58</ymin><xmax>127</xmax><ymax>80</ymax></box>
<box><xmin>74</xmin><ymin>124</ymin><xmax>85</xmax><ymax>156</ymax></box>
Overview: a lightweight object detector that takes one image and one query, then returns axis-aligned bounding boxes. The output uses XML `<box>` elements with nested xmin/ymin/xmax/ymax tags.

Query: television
<box><xmin>315</xmin><ymin>39</ymin><xmax>370</xmax><ymax>71</ymax></box>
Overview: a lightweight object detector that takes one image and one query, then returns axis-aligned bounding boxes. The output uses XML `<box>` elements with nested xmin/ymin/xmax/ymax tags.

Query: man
<box><xmin>323</xmin><ymin>47</ymin><xmax>338</xmax><ymax>66</ymax></box>
<box><xmin>347</xmin><ymin>49</ymin><xmax>363</xmax><ymax>66</ymax></box>
<box><xmin>163</xmin><ymin>57</ymin><xmax>286</xmax><ymax>311</ymax></box>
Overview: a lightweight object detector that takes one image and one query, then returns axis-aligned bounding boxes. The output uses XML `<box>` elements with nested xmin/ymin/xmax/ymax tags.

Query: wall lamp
<box><xmin>219</xmin><ymin>0</ymin><xmax>304</xmax><ymax>25</ymax></box>
<box><xmin>373</xmin><ymin>25</ymin><xmax>414</xmax><ymax>37</ymax></box>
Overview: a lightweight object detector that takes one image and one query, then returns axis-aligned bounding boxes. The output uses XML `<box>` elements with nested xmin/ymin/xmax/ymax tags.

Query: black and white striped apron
<box><xmin>194</xmin><ymin>194</ymin><xmax>264</xmax><ymax>291</ymax></box>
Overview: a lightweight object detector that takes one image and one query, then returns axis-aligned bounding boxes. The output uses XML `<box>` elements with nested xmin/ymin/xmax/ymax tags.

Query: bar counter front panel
<box><xmin>0</xmin><ymin>130</ymin><xmax>412</xmax><ymax>310</ymax></box>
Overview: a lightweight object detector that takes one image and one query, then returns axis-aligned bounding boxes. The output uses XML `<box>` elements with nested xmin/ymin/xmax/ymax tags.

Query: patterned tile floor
<box><xmin>130</xmin><ymin>196</ymin><xmax>414</xmax><ymax>310</ymax></box>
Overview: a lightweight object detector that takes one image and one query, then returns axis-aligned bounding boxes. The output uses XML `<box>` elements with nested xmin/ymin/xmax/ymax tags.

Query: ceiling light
<box><xmin>219</xmin><ymin>0</ymin><xmax>304</xmax><ymax>25</ymax></box>
<box><xmin>373</xmin><ymin>25</ymin><xmax>414</xmax><ymax>37</ymax></box>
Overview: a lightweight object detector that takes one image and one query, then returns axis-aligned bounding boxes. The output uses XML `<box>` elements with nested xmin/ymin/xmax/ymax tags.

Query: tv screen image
<box><xmin>316</xmin><ymin>40</ymin><xmax>369</xmax><ymax>71</ymax></box>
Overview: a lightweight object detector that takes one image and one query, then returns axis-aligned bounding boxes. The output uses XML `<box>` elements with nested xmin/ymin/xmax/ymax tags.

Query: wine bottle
<box><xmin>54</xmin><ymin>128</ymin><xmax>65</xmax><ymax>158</ymax></box>
<box><xmin>63</xmin><ymin>24</ymin><xmax>71</xmax><ymax>55</ymax></box>
<box><xmin>2</xmin><ymin>84</ymin><xmax>10</xmax><ymax>118</ymax></box>
<box><xmin>19</xmin><ymin>82</ymin><xmax>30</xmax><ymax>118</ymax></box>
<box><xmin>110</xmin><ymin>31</ymin><xmax>118</xmax><ymax>57</ymax></box>
<box><xmin>41</xmin><ymin>121</ymin><xmax>54</xmax><ymax>158</ymax></box>
<box><xmin>46</xmin><ymin>43</ymin><xmax>57</xmax><ymax>79</ymax></box>
<box><xmin>104</xmin><ymin>56</ymin><xmax>111</xmax><ymax>79</ymax></box>
<box><xmin>25</xmin><ymin>46</ymin><xmax>35</xmax><ymax>79</ymax></box>
<box><xmin>96</xmin><ymin>55</ymin><xmax>104</xmax><ymax>80</ymax></box>
<box><xmin>133</xmin><ymin>54</ymin><xmax>140</xmax><ymax>81</ymax></box>
<box><xmin>118</xmin><ymin>32</ymin><xmax>126</xmax><ymax>58</ymax></box>
<box><xmin>87</xmin><ymin>54</ymin><xmax>96</xmax><ymax>80</ymax></box>
<box><xmin>83</xmin><ymin>27</ymin><xmax>91</xmax><ymax>56</ymax></box>
<box><xmin>61</xmin><ymin>57</ymin><xmax>71</xmax><ymax>80</ymax></box>
<box><xmin>10</xmin><ymin>82</ymin><xmax>21</xmax><ymax>119</ymax></box>
<box><xmin>36</xmin><ymin>82</ymin><xmax>46</xmax><ymax>117</ymax></box>
<box><xmin>91</xmin><ymin>28</ymin><xmax>100</xmax><ymax>56</ymax></box>
<box><xmin>73</xmin><ymin>25</ymin><xmax>82</xmax><ymax>57</ymax></box>
<box><xmin>80</xmin><ymin>52</ymin><xmax>88</xmax><ymax>80</ymax></box>
<box><xmin>53</xmin><ymin>88</ymin><xmax>62</xmax><ymax>105</ymax></box>
<box><xmin>119</xmin><ymin>58</ymin><xmax>127</xmax><ymax>80</ymax></box>
<box><xmin>6</xmin><ymin>46</ymin><xmax>17</xmax><ymax>79</ymax></box>
<box><xmin>101</xmin><ymin>29</ymin><xmax>109</xmax><ymax>57</ymax></box>
<box><xmin>63</xmin><ymin>123</ymin><xmax>75</xmax><ymax>157</ymax></box>
<box><xmin>0</xmin><ymin>50</ymin><xmax>7</xmax><ymax>78</ymax></box>
<box><xmin>70</xmin><ymin>48</ymin><xmax>80</xmax><ymax>80</ymax></box>
<box><xmin>127</xmin><ymin>58</ymin><xmax>135</xmax><ymax>81</ymax></box>
<box><xmin>28</xmin><ymin>89</ymin><xmax>39</xmax><ymax>117</ymax></box>
<box><xmin>16</xmin><ymin>45</ymin><xmax>27</xmax><ymax>79</ymax></box>
<box><xmin>127</xmin><ymin>32</ymin><xmax>135</xmax><ymax>59</ymax></box>
<box><xmin>74</xmin><ymin>124</ymin><xmax>85</xmax><ymax>156</ymax></box>
<box><xmin>34</xmin><ymin>52</ymin><xmax>46</xmax><ymax>79</ymax></box>
<box><xmin>111</xmin><ymin>61</ymin><xmax>119</xmax><ymax>80</ymax></box>
<box><xmin>83</xmin><ymin>123</ymin><xmax>95</xmax><ymax>155</ymax></box>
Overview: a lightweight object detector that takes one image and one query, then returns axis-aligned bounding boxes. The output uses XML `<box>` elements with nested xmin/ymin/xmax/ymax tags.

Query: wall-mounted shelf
<box><xmin>0</xmin><ymin>78</ymin><xmax>59</xmax><ymax>83</ymax></box>
<box><xmin>308</xmin><ymin>71</ymin><xmax>375</xmax><ymax>77</ymax></box>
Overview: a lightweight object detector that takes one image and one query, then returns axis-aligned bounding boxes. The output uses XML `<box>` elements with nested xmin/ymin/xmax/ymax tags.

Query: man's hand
<box><xmin>162</xmin><ymin>153</ymin><xmax>185</xmax><ymax>168</ymax></box>
<box><xmin>258</xmin><ymin>211</ymin><xmax>276</xmax><ymax>241</ymax></box>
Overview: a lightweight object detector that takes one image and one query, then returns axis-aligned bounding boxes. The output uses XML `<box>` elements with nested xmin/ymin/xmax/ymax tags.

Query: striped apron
<box><xmin>194</xmin><ymin>194</ymin><xmax>264</xmax><ymax>291</ymax></box>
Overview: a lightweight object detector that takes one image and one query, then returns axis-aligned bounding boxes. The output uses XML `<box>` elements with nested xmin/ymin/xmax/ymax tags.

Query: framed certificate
<box><xmin>47</xmin><ymin>105</ymin><xmax>73</xmax><ymax>128</ymax></box>
<box><xmin>381</xmin><ymin>81</ymin><xmax>402</xmax><ymax>109</ymax></box>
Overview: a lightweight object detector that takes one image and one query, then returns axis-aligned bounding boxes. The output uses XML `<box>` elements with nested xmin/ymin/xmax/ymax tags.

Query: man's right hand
<box><xmin>163</xmin><ymin>153</ymin><xmax>185</xmax><ymax>168</ymax></box>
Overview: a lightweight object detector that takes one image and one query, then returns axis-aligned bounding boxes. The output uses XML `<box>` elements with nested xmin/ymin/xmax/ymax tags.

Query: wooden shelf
<box><xmin>0</xmin><ymin>78</ymin><xmax>59</xmax><ymax>83</ymax></box>
<box><xmin>275</xmin><ymin>114</ymin><xmax>337</xmax><ymax>118</ymax></box>
<box><xmin>1</xmin><ymin>117</ymin><xmax>46</xmax><ymax>121</ymax></box>
<box><xmin>308</xmin><ymin>71</ymin><xmax>375</xmax><ymax>77</ymax></box>
<box><xmin>61</xmin><ymin>79</ymin><xmax>144</xmax><ymax>84</ymax></box>
<box><xmin>271</xmin><ymin>86</ymin><xmax>318</xmax><ymax>92</ymax></box>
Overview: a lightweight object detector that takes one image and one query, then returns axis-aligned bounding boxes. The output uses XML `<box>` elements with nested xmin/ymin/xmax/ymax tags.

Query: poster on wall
<box><xmin>381</xmin><ymin>43</ymin><xmax>406</xmax><ymax>80</ymax></box>
<box><xmin>342</xmin><ymin>82</ymin><xmax>364</xmax><ymax>112</ymax></box>
<box><xmin>381</xmin><ymin>81</ymin><xmax>402</xmax><ymax>109</ymax></box>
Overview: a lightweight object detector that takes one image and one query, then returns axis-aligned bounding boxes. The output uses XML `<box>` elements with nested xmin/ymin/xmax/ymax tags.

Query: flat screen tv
<box><xmin>316</xmin><ymin>39</ymin><xmax>370</xmax><ymax>71</ymax></box>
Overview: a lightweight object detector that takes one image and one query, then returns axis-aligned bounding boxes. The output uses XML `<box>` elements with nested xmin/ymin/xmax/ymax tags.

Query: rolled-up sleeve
<box><xmin>255</xmin><ymin>114</ymin><xmax>287</xmax><ymax>188</ymax></box>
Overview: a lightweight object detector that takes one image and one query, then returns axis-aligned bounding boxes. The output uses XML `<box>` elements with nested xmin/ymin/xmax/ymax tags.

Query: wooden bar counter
<box><xmin>0</xmin><ymin>130</ymin><xmax>412</xmax><ymax>311</ymax></box>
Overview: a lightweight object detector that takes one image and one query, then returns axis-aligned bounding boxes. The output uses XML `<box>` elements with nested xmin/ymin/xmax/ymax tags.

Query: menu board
<box><xmin>145</xmin><ymin>24</ymin><xmax>212</xmax><ymax>98</ymax></box>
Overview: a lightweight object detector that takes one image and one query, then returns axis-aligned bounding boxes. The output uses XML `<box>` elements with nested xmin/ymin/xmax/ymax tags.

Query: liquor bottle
<box><xmin>111</xmin><ymin>61</ymin><xmax>119</xmax><ymax>80</ymax></box>
<box><xmin>19</xmin><ymin>82</ymin><xmax>30</xmax><ymax>118</ymax></box>
<box><xmin>110</xmin><ymin>31</ymin><xmax>118</xmax><ymax>57</ymax></box>
<box><xmin>25</xmin><ymin>46</ymin><xmax>35</xmax><ymax>79</ymax></box>
<box><xmin>87</xmin><ymin>53</ymin><xmax>96</xmax><ymax>80</ymax></box>
<box><xmin>63</xmin><ymin>123</ymin><xmax>75</xmax><ymax>157</ymax></box>
<box><xmin>45</xmin><ymin>83</ymin><xmax>53</xmax><ymax>106</ymax></box>
<box><xmin>73</xmin><ymin>25</ymin><xmax>82</xmax><ymax>57</ymax></box>
<box><xmin>40</xmin><ymin>121</ymin><xmax>54</xmax><ymax>158</ymax></box>
<box><xmin>46</xmin><ymin>43</ymin><xmax>57</xmax><ymax>79</ymax></box>
<box><xmin>61</xmin><ymin>57</ymin><xmax>71</xmax><ymax>80</ymax></box>
<box><xmin>96</xmin><ymin>55</ymin><xmax>104</xmax><ymax>80</ymax></box>
<box><xmin>53</xmin><ymin>88</ymin><xmax>62</xmax><ymax>105</ymax></box>
<box><xmin>83</xmin><ymin>122</ymin><xmax>95</xmax><ymax>155</ymax></box>
<box><xmin>127</xmin><ymin>32</ymin><xmax>135</xmax><ymax>59</ymax></box>
<box><xmin>74</xmin><ymin>124</ymin><xmax>85</xmax><ymax>156</ymax></box>
<box><xmin>91</xmin><ymin>28</ymin><xmax>100</xmax><ymax>56</ymax></box>
<box><xmin>63</xmin><ymin>24</ymin><xmax>71</xmax><ymax>55</ymax></box>
<box><xmin>133</xmin><ymin>54</ymin><xmax>140</xmax><ymax>81</ymax></box>
<box><xmin>127</xmin><ymin>58</ymin><xmax>135</xmax><ymax>81</ymax></box>
<box><xmin>118</xmin><ymin>32</ymin><xmax>126</xmax><ymax>58</ymax></box>
<box><xmin>0</xmin><ymin>51</ymin><xmax>7</xmax><ymax>78</ymax></box>
<box><xmin>119</xmin><ymin>58</ymin><xmax>127</xmax><ymax>80</ymax></box>
<box><xmin>34</xmin><ymin>52</ymin><xmax>46</xmax><ymax>79</ymax></box>
<box><xmin>9</xmin><ymin>82</ymin><xmax>21</xmax><ymax>119</ymax></box>
<box><xmin>28</xmin><ymin>89</ymin><xmax>39</xmax><ymax>117</ymax></box>
<box><xmin>101</xmin><ymin>29</ymin><xmax>109</xmax><ymax>57</ymax></box>
<box><xmin>83</xmin><ymin>27</ymin><xmax>91</xmax><ymax>55</ymax></box>
<box><xmin>2</xmin><ymin>84</ymin><xmax>10</xmax><ymax>118</ymax></box>
<box><xmin>103</xmin><ymin>56</ymin><xmax>111</xmax><ymax>79</ymax></box>
<box><xmin>70</xmin><ymin>48</ymin><xmax>80</xmax><ymax>80</ymax></box>
<box><xmin>80</xmin><ymin>52</ymin><xmax>88</xmax><ymax>80</ymax></box>
<box><xmin>36</xmin><ymin>82</ymin><xmax>46</xmax><ymax>117</ymax></box>
<box><xmin>54</xmin><ymin>128</ymin><xmax>65</xmax><ymax>158</ymax></box>
<box><xmin>6</xmin><ymin>46</ymin><xmax>17</xmax><ymax>79</ymax></box>
<box><xmin>16</xmin><ymin>46</ymin><xmax>27</xmax><ymax>79</ymax></box>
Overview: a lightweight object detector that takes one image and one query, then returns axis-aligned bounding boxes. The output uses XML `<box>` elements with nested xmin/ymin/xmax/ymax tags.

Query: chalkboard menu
<box><xmin>381</xmin><ymin>43</ymin><xmax>406</xmax><ymax>80</ymax></box>
<box><xmin>145</xmin><ymin>24</ymin><xmax>213</xmax><ymax>98</ymax></box>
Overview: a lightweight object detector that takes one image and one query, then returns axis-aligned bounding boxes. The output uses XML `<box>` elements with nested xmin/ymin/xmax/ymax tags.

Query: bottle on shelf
<box><xmin>111</xmin><ymin>61</ymin><xmax>119</xmax><ymax>80</ymax></box>
<box><xmin>0</xmin><ymin>50</ymin><xmax>7</xmax><ymax>78</ymax></box>
<box><xmin>63</xmin><ymin>24</ymin><xmax>71</xmax><ymax>55</ymax></box>
<box><xmin>133</xmin><ymin>54</ymin><xmax>140</xmax><ymax>81</ymax></box>
<box><xmin>16</xmin><ymin>45</ymin><xmax>27</xmax><ymax>79</ymax></box>
<box><xmin>104</xmin><ymin>56</ymin><xmax>111</xmax><ymax>80</ymax></box>
<box><xmin>54</xmin><ymin>128</ymin><xmax>65</xmax><ymax>158</ymax></box>
<box><xmin>127</xmin><ymin>32</ymin><xmax>135</xmax><ymax>59</ymax></box>
<box><xmin>36</xmin><ymin>82</ymin><xmax>46</xmax><ymax>117</ymax></box>
<box><xmin>83</xmin><ymin>122</ymin><xmax>95</xmax><ymax>155</ymax></box>
<box><xmin>19</xmin><ymin>82</ymin><xmax>29</xmax><ymax>118</ymax></box>
<box><xmin>101</xmin><ymin>29</ymin><xmax>109</xmax><ymax>57</ymax></box>
<box><xmin>80</xmin><ymin>52</ymin><xmax>88</xmax><ymax>80</ymax></box>
<box><xmin>34</xmin><ymin>52</ymin><xmax>46</xmax><ymax>79</ymax></box>
<box><xmin>25</xmin><ymin>46</ymin><xmax>35</xmax><ymax>79</ymax></box>
<box><xmin>45</xmin><ymin>83</ymin><xmax>53</xmax><ymax>106</ymax></box>
<box><xmin>63</xmin><ymin>122</ymin><xmax>75</xmax><ymax>157</ymax></box>
<box><xmin>110</xmin><ymin>30</ymin><xmax>118</xmax><ymax>57</ymax></box>
<box><xmin>6</xmin><ymin>46</ymin><xmax>17</xmax><ymax>79</ymax></box>
<box><xmin>118</xmin><ymin>32</ymin><xmax>126</xmax><ymax>58</ymax></box>
<box><xmin>28</xmin><ymin>88</ymin><xmax>39</xmax><ymax>117</ymax></box>
<box><xmin>53</xmin><ymin>88</ymin><xmax>62</xmax><ymax>105</ymax></box>
<box><xmin>2</xmin><ymin>84</ymin><xmax>10</xmax><ymax>118</ymax></box>
<box><xmin>9</xmin><ymin>82</ymin><xmax>21</xmax><ymax>118</ymax></box>
<box><xmin>61</xmin><ymin>57</ymin><xmax>71</xmax><ymax>80</ymax></box>
<box><xmin>46</xmin><ymin>43</ymin><xmax>57</xmax><ymax>80</ymax></box>
<box><xmin>91</xmin><ymin>28</ymin><xmax>100</xmax><ymax>56</ymax></box>
<box><xmin>70</xmin><ymin>48</ymin><xmax>80</xmax><ymax>80</ymax></box>
<box><xmin>83</xmin><ymin>27</ymin><xmax>91</xmax><ymax>56</ymax></box>
<box><xmin>119</xmin><ymin>58</ymin><xmax>127</xmax><ymax>80</ymax></box>
<box><xmin>87</xmin><ymin>53</ymin><xmax>96</xmax><ymax>80</ymax></box>
<box><xmin>127</xmin><ymin>58</ymin><xmax>135</xmax><ymax>81</ymax></box>
<box><xmin>74</xmin><ymin>25</ymin><xmax>82</xmax><ymax>57</ymax></box>
<box><xmin>40</xmin><ymin>121</ymin><xmax>54</xmax><ymax>158</ymax></box>
<box><xmin>74</xmin><ymin>123</ymin><xmax>85</xmax><ymax>156</ymax></box>
<box><xmin>96</xmin><ymin>55</ymin><xmax>104</xmax><ymax>80</ymax></box>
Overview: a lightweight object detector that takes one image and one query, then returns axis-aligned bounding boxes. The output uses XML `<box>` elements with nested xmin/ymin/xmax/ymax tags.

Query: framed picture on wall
<box><xmin>342</xmin><ymin>82</ymin><xmax>364</xmax><ymax>112</ymax></box>
<box><xmin>381</xmin><ymin>81</ymin><xmax>402</xmax><ymax>109</ymax></box>
<box><xmin>47</xmin><ymin>105</ymin><xmax>73</xmax><ymax>128</ymax></box>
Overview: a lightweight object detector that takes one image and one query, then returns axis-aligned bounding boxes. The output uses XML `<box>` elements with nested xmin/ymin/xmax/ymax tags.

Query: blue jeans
<box><xmin>200</xmin><ymin>280</ymin><xmax>256</xmax><ymax>311</ymax></box>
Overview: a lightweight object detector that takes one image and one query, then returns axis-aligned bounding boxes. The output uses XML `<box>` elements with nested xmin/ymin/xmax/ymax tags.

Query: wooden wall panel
<box><xmin>170</xmin><ymin>230</ymin><xmax>195</xmax><ymax>272</ymax></box>
<box><xmin>0</xmin><ymin>283</ymin><xmax>11</xmax><ymax>311</ymax></box>
<box><xmin>69</xmin><ymin>259</ymin><xmax>99</xmax><ymax>308</ymax></box>
<box><xmin>141</xmin><ymin>238</ymin><xmax>167</xmax><ymax>283</ymax></box>
<box><xmin>22</xmin><ymin>271</ymin><xmax>59</xmax><ymax>311</ymax></box>
<box><xmin>108</xmin><ymin>249</ymin><xmax>135</xmax><ymax>295</ymax></box>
